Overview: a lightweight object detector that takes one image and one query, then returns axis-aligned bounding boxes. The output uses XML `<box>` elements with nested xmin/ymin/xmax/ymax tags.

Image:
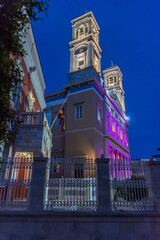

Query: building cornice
<box><xmin>105</xmin><ymin>133</ymin><xmax>130</xmax><ymax>154</ymax></box>
<box><xmin>23</xmin><ymin>33</ymin><xmax>46</xmax><ymax>110</ymax></box>
<box><xmin>103</xmin><ymin>65</ymin><xmax>123</xmax><ymax>78</ymax></box>
<box><xmin>71</xmin><ymin>11</ymin><xmax>100</xmax><ymax>31</ymax></box>
<box><xmin>69</xmin><ymin>33</ymin><xmax>102</xmax><ymax>53</ymax></box>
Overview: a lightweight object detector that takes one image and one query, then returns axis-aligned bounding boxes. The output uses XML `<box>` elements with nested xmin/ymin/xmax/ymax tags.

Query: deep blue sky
<box><xmin>32</xmin><ymin>0</ymin><xmax>160</xmax><ymax>159</ymax></box>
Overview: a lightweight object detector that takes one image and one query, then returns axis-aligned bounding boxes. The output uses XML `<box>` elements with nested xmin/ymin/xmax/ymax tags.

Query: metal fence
<box><xmin>44</xmin><ymin>158</ymin><xmax>97</xmax><ymax>211</ymax></box>
<box><xmin>0</xmin><ymin>158</ymin><xmax>32</xmax><ymax>210</ymax></box>
<box><xmin>0</xmin><ymin>157</ymin><xmax>157</xmax><ymax>213</ymax></box>
<box><xmin>109</xmin><ymin>159</ymin><xmax>155</xmax><ymax>212</ymax></box>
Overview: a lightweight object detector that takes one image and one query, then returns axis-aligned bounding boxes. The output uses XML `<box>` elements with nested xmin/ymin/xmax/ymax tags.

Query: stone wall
<box><xmin>0</xmin><ymin>157</ymin><xmax>159</xmax><ymax>240</ymax></box>
<box><xmin>0</xmin><ymin>214</ymin><xmax>160</xmax><ymax>240</ymax></box>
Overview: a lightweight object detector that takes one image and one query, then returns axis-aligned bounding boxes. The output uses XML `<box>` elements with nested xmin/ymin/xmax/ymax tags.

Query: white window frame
<box><xmin>74</xmin><ymin>103</ymin><xmax>84</xmax><ymax>120</ymax></box>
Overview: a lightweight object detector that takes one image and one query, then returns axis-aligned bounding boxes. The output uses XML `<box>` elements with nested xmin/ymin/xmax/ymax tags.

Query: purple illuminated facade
<box><xmin>103</xmin><ymin>65</ymin><xmax>131</xmax><ymax>178</ymax></box>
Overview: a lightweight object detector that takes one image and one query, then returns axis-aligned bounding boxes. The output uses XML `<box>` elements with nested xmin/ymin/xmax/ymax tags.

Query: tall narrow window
<box><xmin>74</xmin><ymin>103</ymin><xmax>84</xmax><ymax>119</ymax></box>
<box><xmin>97</xmin><ymin>104</ymin><xmax>102</xmax><ymax>123</ymax></box>
<box><xmin>85</xmin><ymin>24</ymin><xmax>88</xmax><ymax>34</ymax></box>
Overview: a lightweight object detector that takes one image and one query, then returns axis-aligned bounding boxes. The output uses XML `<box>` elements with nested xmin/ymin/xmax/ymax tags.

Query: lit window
<box><xmin>75</xmin><ymin>103</ymin><xmax>83</xmax><ymax>119</ymax></box>
<box><xmin>120</xmin><ymin>128</ymin><xmax>123</xmax><ymax>139</ymax></box>
<box><xmin>26</xmin><ymin>91</ymin><xmax>35</xmax><ymax>112</ymax></box>
<box><xmin>112</xmin><ymin>119</ymin><xmax>115</xmax><ymax>132</ymax></box>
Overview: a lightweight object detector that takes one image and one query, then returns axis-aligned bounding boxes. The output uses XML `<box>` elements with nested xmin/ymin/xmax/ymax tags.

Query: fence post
<box><xmin>96</xmin><ymin>155</ymin><xmax>111</xmax><ymax>213</ymax></box>
<box><xmin>149</xmin><ymin>159</ymin><xmax>160</xmax><ymax>212</ymax></box>
<box><xmin>29</xmin><ymin>156</ymin><xmax>48</xmax><ymax>213</ymax></box>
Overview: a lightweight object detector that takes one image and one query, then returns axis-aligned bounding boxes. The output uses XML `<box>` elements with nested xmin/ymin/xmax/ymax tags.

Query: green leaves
<box><xmin>0</xmin><ymin>0</ymin><xmax>50</xmax><ymax>146</ymax></box>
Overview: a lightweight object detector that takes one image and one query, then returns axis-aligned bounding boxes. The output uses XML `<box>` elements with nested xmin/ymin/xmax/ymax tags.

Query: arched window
<box><xmin>114</xmin><ymin>149</ymin><xmax>117</xmax><ymax>160</ymax></box>
<box><xmin>109</xmin><ymin>146</ymin><xmax>113</xmax><ymax>159</ymax></box>
<box><xmin>110</xmin><ymin>76</ymin><xmax>113</xmax><ymax>84</ymax></box>
<box><xmin>79</xmin><ymin>25</ymin><xmax>85</xmax><ymax>36</ymax></box>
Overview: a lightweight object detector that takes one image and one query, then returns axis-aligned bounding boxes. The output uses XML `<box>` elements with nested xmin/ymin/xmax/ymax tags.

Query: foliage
<box><xmin>0</xmin><ymin>0</ymin><xmax>50</xmax><ymax>145</ymax></box>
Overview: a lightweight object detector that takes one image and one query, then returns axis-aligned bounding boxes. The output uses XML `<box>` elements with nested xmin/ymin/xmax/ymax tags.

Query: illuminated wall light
<box><xmin>125</xmin><ymin>116</ymin><xmax>130</xmax><ymax>121</ymax></box>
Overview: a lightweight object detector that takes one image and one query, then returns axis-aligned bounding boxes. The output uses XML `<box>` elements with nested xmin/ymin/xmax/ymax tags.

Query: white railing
<box><xmin>109</xmin><ymin>159</ymin><xmax>154</xmax><ymax>212</ymax></box>
<box><xmin>44</xmin><ymin>158</ymin><xmax>97</xmax><ymax>211</ymax></box>
<box><xmin>0</xmin><ymin>158</ymin><xmax>32</xmax><ymax>210</ymax></box>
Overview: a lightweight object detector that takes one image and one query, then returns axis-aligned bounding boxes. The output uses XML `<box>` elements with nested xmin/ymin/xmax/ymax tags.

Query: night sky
<box><xmin>32</xmin><ymin>0</ymin><xmax>160</xmax><ymax>159</ymax></box>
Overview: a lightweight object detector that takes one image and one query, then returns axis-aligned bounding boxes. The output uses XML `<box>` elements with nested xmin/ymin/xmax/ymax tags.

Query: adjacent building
<box><xmin>45</xmin><ymin>12</ymin><xmax>130</xmax><ymax>162</ymax></box>
<box><xmin>2</xmin><ymin>23</ymin><xmax>52</xmax><ymax>159</ymax></box>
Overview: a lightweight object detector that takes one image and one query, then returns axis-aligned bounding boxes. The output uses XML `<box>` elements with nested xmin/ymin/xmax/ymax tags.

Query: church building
<box><xmin>45</xmin><ymin>12</ymin><xmax>130</xmax><ymax>162</ymax></box>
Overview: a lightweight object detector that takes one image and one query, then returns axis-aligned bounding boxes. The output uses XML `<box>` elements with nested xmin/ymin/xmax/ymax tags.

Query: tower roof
<box><xmin>71</xmin><ymin>11</ymin><xmax>100</xmax><ymax>30</ymax></box>
<box><xmin>103</xmin><ymin>65</ymin><xmax>123</xmax><ymax>77</ymax></box>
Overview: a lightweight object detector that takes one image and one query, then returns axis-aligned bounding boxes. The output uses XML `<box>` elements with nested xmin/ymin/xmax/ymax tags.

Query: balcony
<box><xmin>14</xmin><ymin>112</ymin><xmax>52</xmax><ymax>158</ymax></box>
<box><xmin>20</xmin><ymin>112</ymin><xmax>44</xmax><ymax>126</ymax></box>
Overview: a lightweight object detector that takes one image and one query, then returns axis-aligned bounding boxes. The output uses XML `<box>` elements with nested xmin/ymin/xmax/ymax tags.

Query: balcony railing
<box><xmin>20</xmin><ymin>112</ymin><xmax>44</xmax><ymax>125</ymax></box>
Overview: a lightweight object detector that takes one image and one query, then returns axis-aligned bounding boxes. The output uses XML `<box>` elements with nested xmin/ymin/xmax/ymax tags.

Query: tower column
<box><xmin>70</xmin><ymin>49</ymin><xmax>74</xmax><ymax>72</ymax></box>
<box><xmin>87</xmin><ymin>41</ymin><xmax>93</xmax><ymax>66</ymax></box>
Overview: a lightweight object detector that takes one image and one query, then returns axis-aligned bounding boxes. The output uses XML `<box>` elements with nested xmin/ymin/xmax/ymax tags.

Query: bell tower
<box><xmin>69</xmin><ymin>12</ymin><xmax>102</xmax><ymax>81</ymax></box>
<box><xmin>103</xmin><ymin>65</ymin><xmax>126</xmax><ymax>112</ymax></box>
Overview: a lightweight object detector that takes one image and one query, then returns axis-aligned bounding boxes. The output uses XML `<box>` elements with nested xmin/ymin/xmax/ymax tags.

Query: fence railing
<box><xmin>44</xmin><ymin>158</ymin><xmax>97</xmax><ymax>211</ymax></box>
<box><xmin>0</xmin><ymin>157</ymin><xmax>157</xmax><ymax>214</ymax></box>
<box><xmin>0</xmin><ymin>158</ymin><xmax>32</xmax><ymax>210</ymax></box>
<box><xmin>109</xmin><ymin>159</ymin><xmax>155</xmax><ymax>212</ymax></box>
